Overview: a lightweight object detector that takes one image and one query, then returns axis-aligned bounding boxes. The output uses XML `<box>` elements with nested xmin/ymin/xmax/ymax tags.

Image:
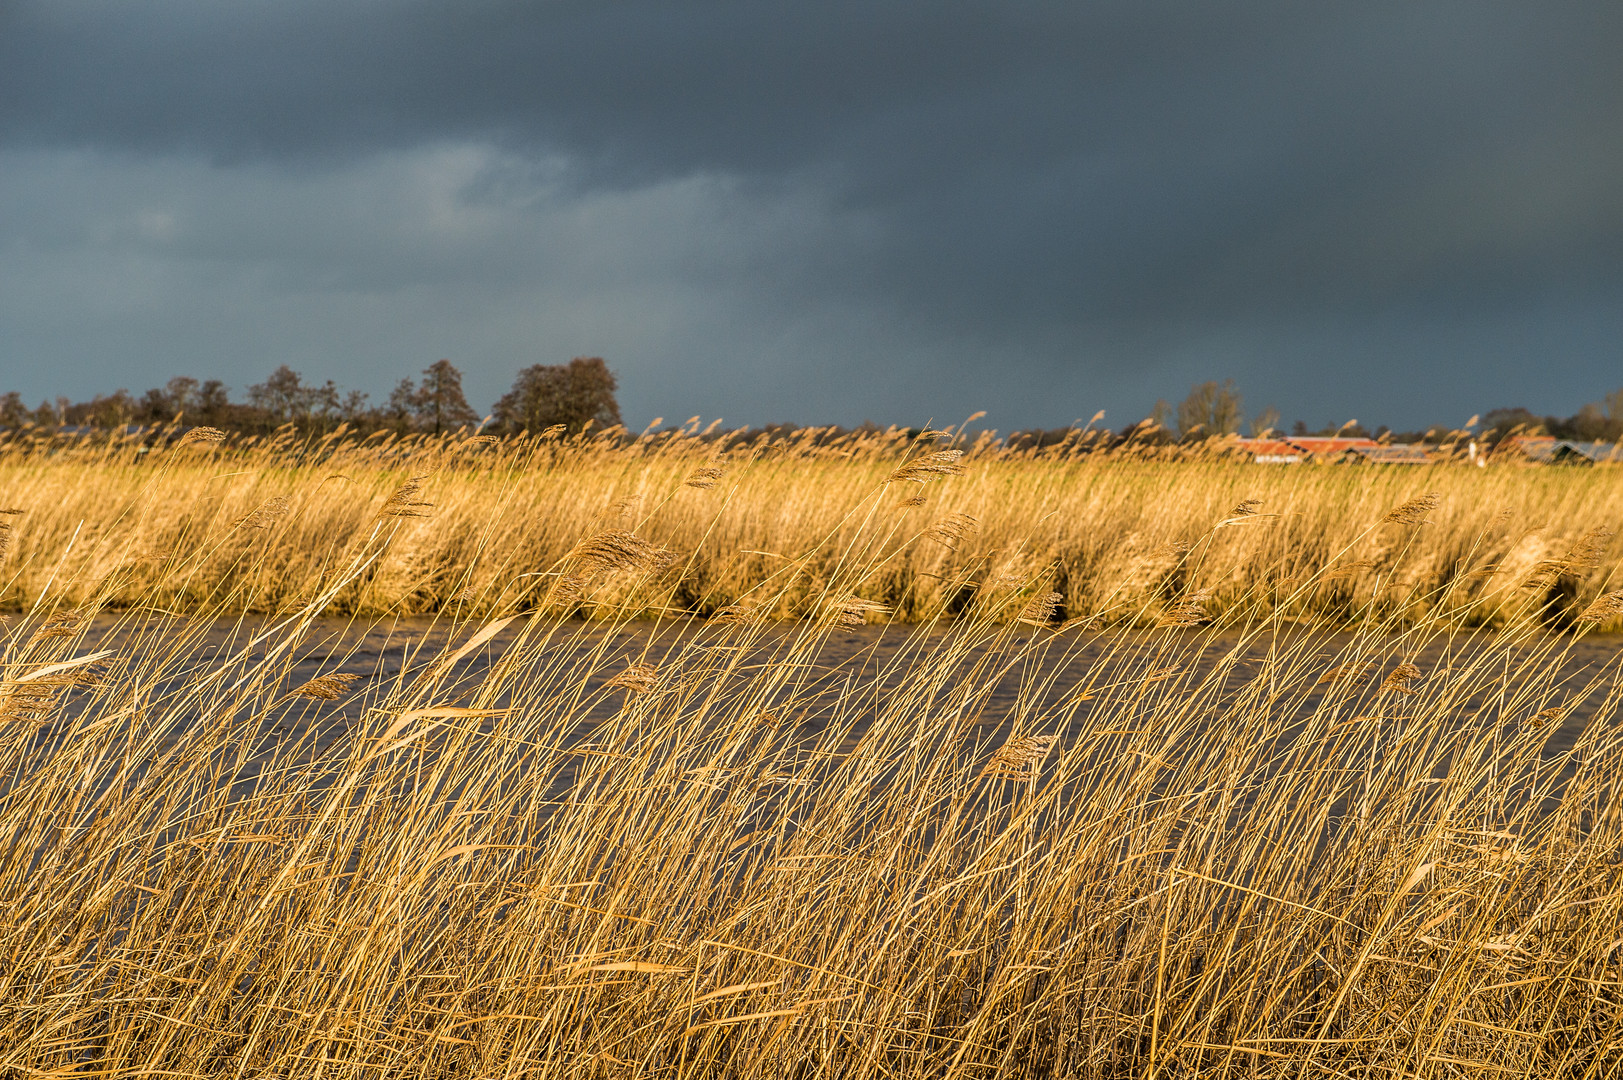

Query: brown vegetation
<box><xmin>0</xmin><ymin>423</ymin><xmax>1618</xmax><ymax>629</ymax></box>
<box><xmin>0</xmin><ymin>423</ymin><xmax>1619</xmax><ymax>1075</ymax></box>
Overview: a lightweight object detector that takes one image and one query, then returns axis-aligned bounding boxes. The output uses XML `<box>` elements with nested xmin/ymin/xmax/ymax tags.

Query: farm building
<box><xmin>1343</xmin><ymin>444</ymin><xmax>1433</xmax><ymax>464</ymax></box>
<box><xmin>1283</xmin><ymin>436</ymin><xmax>1382</xmax><ymax>458</ymax></box>
<box><xmin>1500</xmin><ymin>436</ymin><xmax>1622</xmax><ymax>465</ymax></box>
<box><xmin>1235</xmin><ymin>435</ymin><xmax>1429</xmax><ymax>464</ymax></box>
<box><xmin>1237</xmin><ymin>438</ymin><xmax>1304</xmax><ymax>464</ymax></box>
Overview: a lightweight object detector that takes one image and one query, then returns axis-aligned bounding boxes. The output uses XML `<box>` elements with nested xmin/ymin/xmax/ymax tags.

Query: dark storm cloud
<box><xmin>2</xmin><ymin>0</ymin><xmax>1620</xmax><ymax>426</ymax></box>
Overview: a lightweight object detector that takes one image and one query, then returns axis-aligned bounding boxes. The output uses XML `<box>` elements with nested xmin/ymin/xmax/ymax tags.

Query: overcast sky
<box><xmin>2</xmin><ymin>1</ymin><xmax>1620</xmax><ymax>431</ymax></box>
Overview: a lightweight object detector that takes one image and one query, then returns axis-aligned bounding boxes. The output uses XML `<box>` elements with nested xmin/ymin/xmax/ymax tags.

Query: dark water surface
<box><xmin>62</xmin><ymin>614</ymin><xmax>1622</xmax><ymax>771</ymax></box>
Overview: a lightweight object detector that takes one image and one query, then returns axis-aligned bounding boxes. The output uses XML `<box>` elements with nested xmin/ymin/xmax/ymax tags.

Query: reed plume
<box><xmin>885</xmin><ymin>449</ymin><xmax>965</xmax><ymax>484</ymax></box>
<box><xmin>566</xmin><ymin>530</ymin><xmax>676</xmax><ymax>576</ymax></box>
<box><xmin>289</xmin><ymin>672</ymin><xmax>362</xmax><ymax>700</ymax></box>
<box><xmin>606</xmin><ymin>662</ymin><xmax>660</xmax><ymax>694</ymax></box>
<box><xmin>380</xmin><ymin>474</ymin><xmax>435</xmax><ymax>518</ymax></box>
<box><xmin>982</xmin><ymin>734</ymin><xmax>1057</xmax><ymax>781</ymax></box>
<box><xmin>1382</xmin><ymin>491</ymin><xmax>1441</xmax><ymax>525</ymax></box>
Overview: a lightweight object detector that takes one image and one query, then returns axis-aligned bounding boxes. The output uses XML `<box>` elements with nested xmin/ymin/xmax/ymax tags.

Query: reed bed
<box><xmin>0</xmin><ymin>424</ymin><xmax>1619</xmax><ymax>628</ymax></box>
<box><xmin>0</xmin><ymin>427</ymin><xmax>1620</xmax><ymax>1076</ymax></box>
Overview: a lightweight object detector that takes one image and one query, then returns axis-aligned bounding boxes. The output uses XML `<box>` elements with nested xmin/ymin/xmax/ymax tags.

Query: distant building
<box><xmin>1233</xmin><ymin>435</ymin><xmax>1442</xmax><ymax>465</ymax></box>
<box><xmin>1343</xmin><ymin>444</ymin><xmax>1433</xmax><ymax>465</ymax></box>
<box><xmin>1500</xmin><ymin>436</ymin><xmax>1621</xmax><ymax>465</ymax></box>
<box><xmin>1284</xmin><ymin>436</ymin><xmax>1382</xmax><ymax>459</ymax></box>
<box><xmin>1554</xmin><ymin>440</ymin><xmax>1623</xmax><ymax>464</ymax></box>
<box><xmin>1237</xmin><ymin>438</ymin><xmax>1304</xmax><ymax>464</ymax></box>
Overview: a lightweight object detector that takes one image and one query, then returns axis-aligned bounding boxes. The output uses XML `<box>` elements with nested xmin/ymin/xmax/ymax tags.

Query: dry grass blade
<box><xmin>1382</xmin><ymin>492</ymin><xmax>1441</xmax><ymax>526</ymax></box>
<box><xmin>1324</xmin><ymin>560</ymin><xmax>1377</xmax><ymax>580</ymax></box>
<box><xmin>1316</xmin><ymin>663</ymin><xmax>1369</xmax><ymax>686</ymax></box>
<box><xmin>982</xmin><ymin>734</ymin><xmax>1057</xmax><ymax>781</ymax></box>
<box><xmin>606</xmin><ymin>663</ymin><xmax>659</xmax><ymax>694</ymax></box>
<box><xmin>885</xmin><ymin>450</ymin><xmax>965</xmax><ymax>484</ymax></box>
<box><xmin>289</xmin><ymin>672</ymin><xmax>362</xmax><ymax>701</ymax></box>
<box><xmin>926</xmin><ymin>512</ymin><xmax>979</xmax><ymax>549</ymax></box>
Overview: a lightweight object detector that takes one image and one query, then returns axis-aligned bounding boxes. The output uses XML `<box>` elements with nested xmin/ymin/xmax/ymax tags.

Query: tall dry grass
<box><xmin>0</xmin><ymin>426</ymin><xmax>1620</xmax><ymax>1075</ymax></box>
<box><xmin>0</xmin><ymin>424</ymin><xmax>1619</xmax><ymax>628</ymax></box>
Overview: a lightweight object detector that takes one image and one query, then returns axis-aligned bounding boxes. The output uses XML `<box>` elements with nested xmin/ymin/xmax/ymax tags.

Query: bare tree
<box><xmin>0</xmin><ymin>392</ymin><xmax>28</xmax><ymax>429</ymax></box>
<box><xmin>1176</xmin><ymin>380</ymin><xmax>1244</xmax><ymax>438</ymax></box>
<box><xmin>248</xmin><ymin>366</ymin><xmax>312</xmax><ymax>424</ymax></box>
<box><xmin>413</xmin><ymin>360</ymin><xmax>480</xmax><ymax>433</ymax></box>
<box><xmin>494</xmin><ymin>357</ymin><xmax>622</xmax><ymax>434</ymax></box>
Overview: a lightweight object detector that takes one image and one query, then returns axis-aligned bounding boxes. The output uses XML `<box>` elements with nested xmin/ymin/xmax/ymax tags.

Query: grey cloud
<box><xmin>1</xmin><ymin>1</ymin><xmax>1620</xmax><ymax>428</ymax></box>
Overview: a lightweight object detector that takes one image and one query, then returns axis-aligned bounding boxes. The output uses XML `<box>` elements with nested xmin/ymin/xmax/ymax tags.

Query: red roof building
<box><xmin>1236</xmin><ymin>438</ymin><xmax>1305</xmax><ymax>464</ymax></box>
<box><xmin>1284</xmin><ymin>436</ymin><xmax>1381</xmax><ymax>457</ymax></box>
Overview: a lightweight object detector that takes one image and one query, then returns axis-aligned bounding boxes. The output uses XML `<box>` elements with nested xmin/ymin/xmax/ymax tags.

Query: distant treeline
<box><xmin>4</xmin><ymin>367</ymin><xmax>1621</xmax><ymax>447</ymax></box>
<box><xmin>0</xmin><ymin>357</ymin><xmax>622</xmax><ymax>437</ymax></box>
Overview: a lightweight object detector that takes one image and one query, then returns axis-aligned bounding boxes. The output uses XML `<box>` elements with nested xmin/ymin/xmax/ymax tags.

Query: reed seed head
<box><xmin>926</xmin><ymin>512</ymin><xmax>979</xmax><ymax>549</ymax></box>
<box><xmin>32</xmin><ymin>609</ymin><xmax>83</xmax><ymax>641</ymax></box>
<box><xmin>236</xmin><ymin>496</ymin><xmax>292</xmax><ymax>529</ymax></box>
<box><xmin>1380</xmin><ymin>662</ymin><xmax>1423</xmax><ymax>694</ymax></box>
<box><xmin>1531</xmin><ymin>705</ymin><xmax>1569</xmax><ymax>728</ymax></box>
<box><xmin>567</xmin><ymin>531</ymin><xmax>677</xmax><ymax>576</ymax></box>
<box><xmin>1158</xmin><ymin>589</ymin><xmax>1211</xmax><ymax>627</ymax></box>
<box><xmin>1325</xmin><ymin>560</ymin><xmax>1377</xmax><ymax>580</ymax></box>
<box><xmin>1382</xmin><ymin>492</ymin><xmax>1440</xmax><ymax>526</ymax></box>
<box><xmin>1019</xmin><ymin>591</ymin><xmax>1063</xmax><ymax>624</ymax></box>
<box><xmin>886</xmin><ymin>450</ymin><xmax>965</xmax><ymax>485</ymax></box>
<box><xmin>832</xmin><ymin>596</ymin><xmax>891</xmax><ymax>627</ymax></box>
<box><xmin>1316</xmin><ymin>663</ymin><xmax>1368</xmax><ymax>686</ymax></box>
<box><xmin>290</xmin><ymin>673</ymin><xmax>362</xmax><ymax>701</ymax></box>
<box><xmin>982</xmin><ymin>734</ymin><xmax>1057</xmax><ymax>781</ymax></box>
<box><xmin>607</xmin><ymin>663</ymin><xmax>660</xmax><ymax>694</ymax></box>
<box><xmin>1577</xmin><ymin>590</ymin><xmax>1623</xmax><ymax>624</ymax></box>
<box><xmin>712</xmin><ymin>600</ymin><xmax>760</xmax><ymax>624</ymax></box>
<box><xmin>685</xmin><ymin>464</ymin><xmax>727</xmax><ymax>489</ymax></box>
<box><xmin>381</xmin><ymin>475</ymin><xmax>434</xmax><ymax>518</ymax></box>
<box><xmin>176</xmin><ymin>426</ymin><xmax>227</xmax><ymax>447</ymax></box>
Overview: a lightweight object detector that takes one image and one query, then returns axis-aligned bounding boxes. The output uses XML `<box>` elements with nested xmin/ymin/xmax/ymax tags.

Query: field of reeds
<box><xmin>1</xmin><ymin>424</ymin><xmax>1622</xmax><ymax>1076</ymax></box>
<box><xmin>1</xmin><ymin>423</ymin><xmax>1621</xmax><ymax>628</ymax></box>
